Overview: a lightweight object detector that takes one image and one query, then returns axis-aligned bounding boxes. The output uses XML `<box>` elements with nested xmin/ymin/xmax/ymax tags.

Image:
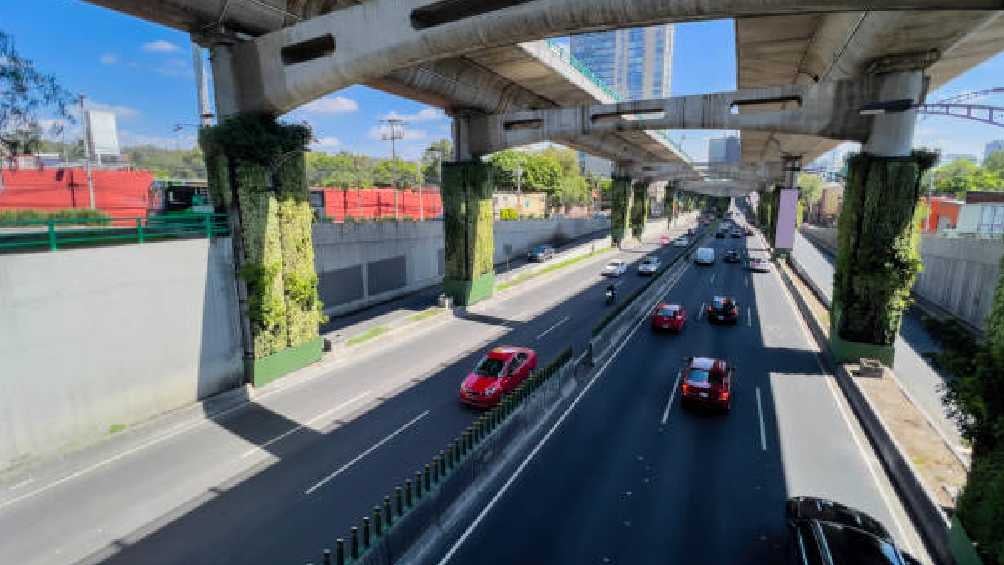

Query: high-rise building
<box><xmin>708</xmin><ymin>136</ymin><xmax>740</xmax><ymax>164</ymax></box>
<box><xmin>570</xmin><ymin>25</ymin><xmax>674</xmax><ymax>101</ymax></box>
<box><xmin>985</xmin><ymin>140</ymin><xmax>1004</xmax><ymax>163</ymax></box>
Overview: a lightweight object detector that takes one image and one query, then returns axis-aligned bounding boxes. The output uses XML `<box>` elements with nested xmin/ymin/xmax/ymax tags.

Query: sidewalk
<box><xmin>791</xmin><ymin>231</ymin><xmax>969</xmax><ymax>465</ymax></box>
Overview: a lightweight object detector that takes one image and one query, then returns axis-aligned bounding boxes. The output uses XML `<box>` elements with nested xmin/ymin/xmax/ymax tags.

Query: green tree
<box><xmin>931</xmin><ymin>159</ymin><xmax>1004</xmax><ymax>197</ymax></box>
<box><xmin>420</xmin><ymin>139</ymin><xmax>451</xmax><ymax>185</ymax></box>
<box><xmin>797</xmin><ymin>172</ymin><xmax>824</xmax><ymax>206</ymax></box>
<box><xmin>122</xmin><ymin>145</ymin><xmax>207</xmax><ymax>179</ymax></box>
<box><xmin>985</xmin><ymin>150</ymin><xmax>1004</xmax><ymax>177</ymax></box>
<box><xmin>372</xmin><ymin>158</ymin><xmax>420</xmax><ymax>188</ymax></box>
<box><xmin>1</xmin><ymin>31</ymin><xmax>75</xmax><ymax>158</ymax></box>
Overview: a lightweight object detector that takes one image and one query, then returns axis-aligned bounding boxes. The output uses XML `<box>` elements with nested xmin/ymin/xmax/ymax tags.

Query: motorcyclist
<box><xmin>605</xmin><ymin>283</ymin><xmax>617</xmax><ymax>303</ymax></box>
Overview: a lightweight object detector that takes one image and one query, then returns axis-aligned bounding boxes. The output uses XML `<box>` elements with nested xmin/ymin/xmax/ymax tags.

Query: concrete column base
<box><xmin>830</xmin><ymin>316</ymin><xmax>896</xmax><ymax>366</ymax></box>
<box><xmin>443</xmin><ymin>273</ymin><xmax>496</xmax><ymax>307</ymax></box>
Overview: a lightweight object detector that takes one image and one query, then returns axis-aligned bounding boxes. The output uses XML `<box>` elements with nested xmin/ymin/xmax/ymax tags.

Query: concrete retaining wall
<box><xmin>314</xmin><ymin>217</ymin><xmax>610</xmax><ymax>317</ymax></box>
<box><xmin>801</xmin><ymin>225</ymin><xmax>1004</xmax><ymax>331</ymax></box>
<box><xmin>0</xmin><ymin>238</ymin><xmax>244</xmax><ymax>469</ymax></box>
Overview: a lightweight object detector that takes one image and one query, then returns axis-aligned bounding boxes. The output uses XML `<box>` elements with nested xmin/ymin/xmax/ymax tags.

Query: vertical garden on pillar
<box><xmin>441</xmin><ymin>161</ymin><xmax>495</xmax><ymax>306</ymax></box>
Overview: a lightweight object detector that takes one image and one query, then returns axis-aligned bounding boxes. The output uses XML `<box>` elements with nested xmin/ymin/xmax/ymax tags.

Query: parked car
<box><xmin>749</xmin><ymin>257</ymin><xmax>771</xmax><ymax>273</ymax></box>
<box><xmin>459</xmin><ymin>347</ymin><xmax>538</xmax><ymax>408</ymax></box>
<box><xmin>651</xmin><ymin>302</ymin><xmax>687</xmax><ymax>332</ymax></box>
<box><xmin>673</xmin><ymin>236</ymin><xmax>689</xmax><ymax>247</ymax></box>
<box><xmin>724</xmin><ymin>249</ymin><xmax>741</xmax><ymax>263</ymax></box>
<box><xmin>679</xmin><ymin>356</ymin><xmax>734</xmax><ymax>411</ymax></box>
<box><xmin>706</xmin><ymin>295</ymin><xmax>739</xmax><ymax>324</ymax></box>
<box><xmin>527</xmin><ymin>244</ymin><xmax>555</xmax><ymax>262</ymax></box>
<box><xmin>786</xmin><ymin>496</ymin><xmax>921</xmax><ymax>565</ymax></box>
<box><xmin>638</xmin><ymin>256</ymin><xmax>661</xmax><ymax>275</ymax></box>
<box><xmin>602</xmin><ymin>260</ymin><xmax>628</xmax><ymax>277</ymax></box>
<box><xmin>694</xmin><ymin>247</ymin><xmax>715</xmax><ymax>265</ymax></box>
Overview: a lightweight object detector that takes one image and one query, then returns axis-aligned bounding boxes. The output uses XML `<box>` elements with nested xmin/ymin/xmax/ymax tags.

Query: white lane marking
<box><xmin>697</xmin><ymin>303</ymin><xmax>706</xmax><ymax>320</ymax></box>
<box><xmin>241</xmin><ymin>391</ymin><xmax>370</xmax><ymax>458</ymax></box>
<box><xmin>438</xmin><ymin>258</ymin><xmax>692</xmax><ymax>565</ymax></box>
<box><xmin>7</xmin><ymin>478</ymin><xmax>34</xmax><ymax>491</ymax></box>
<box><xmin>710</xmin><ymin>273</ymin><xmax>717</xmax><ymax>285</ymax></box>
<box><xmin>747</xmin><ymin>306</ymin><xmax>753</xmax><ymax>328</ymax></box>
<box><xmin>304</xmin><ymin>410</ymin><xmax>431</xmax><ymax>495</ymax></box>
<box><xmin>755</xmin><ymin>387</ymin><xmax>767</xmax><ymax>452</ymax></box>
<box><xmin>661</xmin><ymin>372</ymin><xmax>683</xmax><ymax>425</ymax></box>
<box><xmin>744</xmin><ymin>275</ymin><xmax>749</xmax><ymax>288</ymax></box>
<box><xmin>536</xmin><ymin>316</ymin><xmax>570</xmax><ymax>341</ymax></box>
<box><xmin>774</xmin><ymin>267</ymin><xmax>916</xmax><ymax>554</ymax></box>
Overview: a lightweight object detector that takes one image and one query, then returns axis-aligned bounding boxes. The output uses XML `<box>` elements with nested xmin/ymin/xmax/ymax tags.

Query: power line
<box><xmin>378</xmin><ymin>118</ymin><xmax>406</xmax><ymax>160</ymax></box>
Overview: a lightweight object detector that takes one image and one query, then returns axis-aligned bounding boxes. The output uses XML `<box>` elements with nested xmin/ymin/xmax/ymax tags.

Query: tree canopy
<box><xmin>929</xmin><ymin>158</ymin><xmax>1004</xmax><ymax>197</ymax></box>
<box><xmin>489</xmin><ymin>146</ymin><xmax>592</xmax><ymax>208</ymax></box>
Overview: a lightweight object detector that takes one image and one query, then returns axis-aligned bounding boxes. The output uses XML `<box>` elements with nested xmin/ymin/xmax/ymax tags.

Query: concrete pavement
<box><xmin>0</xmin><ymin>219</ymin><xmax>697</xmax><ymax>565</ymax></box>
<box><xmin>438</xmin><ymin>229</ymin><xmax>927</xmax><ymax>564</ymax></box>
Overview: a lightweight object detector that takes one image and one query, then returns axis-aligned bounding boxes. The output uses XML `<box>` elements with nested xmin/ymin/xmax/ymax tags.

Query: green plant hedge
<box><xmin>0</xmin><ymin>208</ymin><xmax>111</xmax><ymax>225</ymax></box>
<box><xmin>630</xmin><ymin>181</ymin><xmax>649</xmax><ymax>238</ymax></box>
<box><xmin>832</xmin><ymin>151</ymin><xmax>933</xmax><ymax>346</ymax></box>
<box><xmin>610</xmin><ymin>175</ymin><xmax>632</xmax><ymax>244</ymax></box>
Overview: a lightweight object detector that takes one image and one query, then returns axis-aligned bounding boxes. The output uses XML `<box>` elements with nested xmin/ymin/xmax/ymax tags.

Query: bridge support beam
<box><xmin>609</xmin><ymin>169</ymin><xmax>633</xmax><ymax>247</ymax></box>
<box><xmin>200</xmin><ymin>114</ymin><xmax>324</xmax><ymax>387</ymax></box>
<box><xmin>441</xmin><ymin>160</ymin><xmax>495</xmax><ymax>306</ymax></box>
<box><xmin>830</xmin><ymin>68</ymin><xmax>932</xmax><ymax>365</ymax></box>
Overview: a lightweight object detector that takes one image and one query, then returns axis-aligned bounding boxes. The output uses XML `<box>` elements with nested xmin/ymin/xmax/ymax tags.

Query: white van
<box><xmin>694</xmin><ymin>247</ymin><xmax>715</xmax><ymax>265</ymax></box>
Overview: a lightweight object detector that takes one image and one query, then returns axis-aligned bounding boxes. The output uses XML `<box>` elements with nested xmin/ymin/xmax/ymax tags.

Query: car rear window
<box><xmin>658</xmin><ymin>306</ymin><xmax>679</xmax><ymax>317</ymax></box>
<box><xmin>475</xmin><ymin>357</ymin><xmax>505</xmax><ymax>377</ymax></box>
<box><xmin>687</xmin><ymin>369</ymin><xmax>709</xmax><ymax>384</ymax></box>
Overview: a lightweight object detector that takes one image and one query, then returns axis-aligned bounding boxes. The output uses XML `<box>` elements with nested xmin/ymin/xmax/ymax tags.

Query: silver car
<box><xmin>638</xmin><ymin>256</ymin><xmax>661</xmax><ymax>275</ymax></box>
<box><xmin>602</xmin><ymin>260</ymin><xmax>628</xmax><ymax>277</ymax></box>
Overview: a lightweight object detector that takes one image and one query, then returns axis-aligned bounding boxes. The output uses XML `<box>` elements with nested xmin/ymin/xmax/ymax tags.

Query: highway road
<box><xmin>0</xmin><ymin>220</ymin><xmax>698</xmax><ymax>565</ymax></box>
<box><xmin>438</xmin><ymin>228</ymin><xmax>928</xmax><ymax>565</ymax></box>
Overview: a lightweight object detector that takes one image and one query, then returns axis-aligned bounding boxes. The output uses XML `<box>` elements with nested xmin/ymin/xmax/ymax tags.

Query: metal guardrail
<box><xmin>0</xmin><ymin>213</ymin><xmax>230</xmax><ymax>252</ymax></box>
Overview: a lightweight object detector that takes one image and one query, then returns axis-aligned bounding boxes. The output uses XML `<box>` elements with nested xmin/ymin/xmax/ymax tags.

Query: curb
<box><xmin>777</xmin><ymin>259</ymin><xmax>956</xmax><ymax>565</ymax></box>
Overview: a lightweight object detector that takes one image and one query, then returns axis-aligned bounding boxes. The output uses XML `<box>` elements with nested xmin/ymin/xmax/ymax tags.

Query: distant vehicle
<box><xmin>687</xmin><ymin>228</ymin><xmax>697</xmax><ymax>236</ymax></box>
<box><xmin>679</xmin><ymin>356</ymin><xmax>733</xmax><ymax>411</ymax></box>
<box><xmin>527</xmin><ymin>244</ymin><xmax>555</xmax><ymax>262</ymax></box>
<box><xmin>745</xmin><ymin>226</ymin><xmax>754</xmax><ymax>236</ymax></box>
<box><xmin>659</xmin><ymin>235</ymin><xmax>670</xmax><ymax>246</ymax></box>
<box><xmin>459</xmin><ymin>347</ymin><xmax>538</xmax><ymax>408</ymax></box>
<box><xmin>706</xmin><ymin>295</ymin><xmax>739</xmax><ymax>324</ymax></box>
<box><xmin>651</xmin><ymin>303</ymin><xmax>687</xmax><ymax>332</ymax></box>
<box><xmin>786</xmin><ymin>497</ymin><xmax>921</xmax><ymax>565</ymax></box>
<box><xmin>605</xmin><ymin>285</ymin><xmax>616</xmax><ymax>305</ymax></box>
<box><xmin>730</xmin><ymin>229</ymin><xmax>743</xmax><ymax>238</ymax></box>
<box><xmin>724</xmin><ymin>249</ymin><xmax>741</xmax><ymax>263</ymax></box>
<box><xmin>749</xmin><ymin>257</ymin><xmax>771</xmax><ymax>273</ymax></box>
<box><xmin>715</xmin><ymin>229</ymin><xmax>727</xmax><ymax>239</ymax></box>
<box><xmin>694</xmin><ymin>247</ymin><xmax>715</xmax><ymax>265</ymax></box>
<box><xmin>638</xmin><ymin>256</ymin><xmax>661</xmax><ymax>275</ymax></box>
<box><xmin>672</xmin><ymin>236</ymin><xmax>689</xmax><ymax>247</ymax></box>
<box><xmin>602</xmin><ymin>260</ymin><xmax>628</xmax><ymax>277</ymax></box>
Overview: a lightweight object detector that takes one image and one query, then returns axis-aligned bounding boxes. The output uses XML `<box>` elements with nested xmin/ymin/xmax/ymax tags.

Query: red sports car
<box><xmin>651</xmin><ymin>303</ymin><xmax>687</xmax><ymax>332</ymax></box>
<box><xmin>679</xmin><ymin>356</ymin><xmax>734</xmax><ymax>411</ymax></box>
<box><xmin>706</xmin><ymin>296</ymin><xmax>739</xmax><ymax>324</ymax></box>
<box><xmin>459</xmin><ymin>346</ymin><xmax>538</xmax><ymax>408</ymax></box>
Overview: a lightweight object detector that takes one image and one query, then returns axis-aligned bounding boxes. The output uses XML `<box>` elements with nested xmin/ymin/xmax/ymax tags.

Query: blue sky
<box><xmin>5</xmin><ymin>2</ymin><xmax>1004</xmax><ymax>162</ymax></box>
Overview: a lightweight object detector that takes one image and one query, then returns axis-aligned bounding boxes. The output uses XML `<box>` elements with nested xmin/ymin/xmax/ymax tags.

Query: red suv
<box><xmin>679</xmin><ymin>356</ymin><xmax>734</xmax><ymax>411</ymax></box>
<box><xmin>459</xmin><ymin>347</ymin><xmax>538</xmax><ymax>408</ymax></box>
<box><xmin>651</xmin><ymin>303</ymin><xmax>687</xmax><ymax>332</ymax></box>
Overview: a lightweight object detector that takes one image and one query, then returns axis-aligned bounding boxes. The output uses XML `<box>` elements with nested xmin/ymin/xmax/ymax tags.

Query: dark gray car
<box><xmin>527</xmin><ymin>244</ymin><xmax>555</xmax><ymax>262</ymax></box>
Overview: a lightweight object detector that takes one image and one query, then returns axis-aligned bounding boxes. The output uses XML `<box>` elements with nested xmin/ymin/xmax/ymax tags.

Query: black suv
<box><xmin>724</xmin><ymin>249</ymin><xmax>741</xmax><ymax>263</ymax></box>
<box><xmin>527</xmin><ymin>244</ymin><xmax>555</xmax><ymax>262</ymax></box>
<box><xmin>787</xmin><ymin>497</ymin><xmax>921</xmax><ymax>565</ymax></box>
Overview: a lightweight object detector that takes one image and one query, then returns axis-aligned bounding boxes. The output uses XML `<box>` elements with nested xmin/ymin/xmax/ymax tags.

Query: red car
<box><xmin>706</xmin><ymin>295</ymin><xmax>739</xmax><ymax>324</ymax></box>
<box><xmin>659</xmin><ymin>235</ymin><xmax>670</xmax><ymax>246</ymax></box>
<box><xmin>651</xmin><ymin>302</ymin><xmax>687</xmax><ymax>332</ymax></box>
<box><xmin>679</xmin><ymin>356</ymin><xmax>734</xmax><ymax>411</ymax></box>
<box><xmin>459</xmin><ymin>346</ymin><xmax>538</xmax><ymax>408</ymax></box>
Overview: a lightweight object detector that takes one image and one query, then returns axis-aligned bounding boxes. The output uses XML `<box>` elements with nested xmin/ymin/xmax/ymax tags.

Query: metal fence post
<box><xmin>373</xmin><ymin>506</ymin><xmax>383</xmax><ymax>537</ymax></box>
<box><xmin>47</xmin><ymin>219</ymin><xmax>57</xmax><ymax>251</ymax></box>
<box><xmin>362</xmin><ymin>516</ymin><xmax>371</xmax><ymax>548</ymax></box>
<box><xmin>384</xmin><ymin>496</ymin><xmax>394</xmax><ymax>527</ymax></box>
<box><xmin>322</xmin><ymin>548</ymin><xmax>332</xmax><ymax>565</ymax></box>
<box><xmin>204</xmin><ymin>213</ymin><xmax>212</xmax><ymax>238</ymax></box>
<box><xmin>136</xmin><ymin>218</ymin><xmax>145</xmax><ymax>244</ymax></box>
<box><xmin>335</xmin><ymin>539</ymin><xmax>345</xmax><ymax>565</ymax></box>
<box><xmin>350</xmin><ymin>526</ymin><xmax>359</xmax><ymax>558</ymax></box>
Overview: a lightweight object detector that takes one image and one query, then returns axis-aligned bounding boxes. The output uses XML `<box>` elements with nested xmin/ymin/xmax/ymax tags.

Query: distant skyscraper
<box><xmin>570</xmin><ymin>25</ymin><xmax>674</xmax><ymax>101</ymax></box>
<box><xmin>708</xmin><ymin>136</ymin><xmax>740</xmax><ymax>164</ymax></box>
<box><xmin>985</xmin><ymin>140</ymin><xmax>1004</xmax><ymax>163</ymax></box>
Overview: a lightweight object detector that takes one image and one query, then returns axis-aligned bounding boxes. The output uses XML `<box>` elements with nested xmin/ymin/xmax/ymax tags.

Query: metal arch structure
<box><xmin>934</xmin><ymin>87</ymin><xmax>1004</xmax><ymax>104</ymax></box>
<box><xmin>917</xmin><ymin>103</ymin><xmax>1004</xmax><ymax>127</ymax></box>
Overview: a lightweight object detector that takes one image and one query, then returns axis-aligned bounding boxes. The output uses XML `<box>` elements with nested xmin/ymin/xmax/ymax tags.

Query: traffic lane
<box><xmin>445</xmin><ymin>249</ymin><xmax>789</xmax><ymax>565</ymax></box>
<box><xmin>95</xmin><ymin>227</ymin><xmax>701</xmax><ymax>564</ymax></box>
<box><xmin>749</xmin><ymin>235</ymin><xmax>922</xmax><ymax>555</ymax></box>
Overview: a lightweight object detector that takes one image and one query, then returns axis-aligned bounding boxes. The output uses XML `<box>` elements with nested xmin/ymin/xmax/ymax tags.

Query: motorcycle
<box><xmin>605</xmin><ymin>288</ymin><xmax>616</xmax><ymax>305</ymax></box>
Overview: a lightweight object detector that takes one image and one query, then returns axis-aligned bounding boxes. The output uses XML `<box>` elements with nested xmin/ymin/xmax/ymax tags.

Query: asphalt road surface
<box><xmin>0</xmin><ymin>221</ymin><xmax>700</xmax><ymax>565</ymax></box>
<box><xmin>438</xmin><ymin>228</ymin><xmax>927</xmax><ymax>565</ymax></box>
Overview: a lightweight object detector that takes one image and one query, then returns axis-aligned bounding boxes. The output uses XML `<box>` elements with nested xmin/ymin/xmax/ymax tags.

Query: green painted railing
<box><xmin>0</xmin><ymin>213</ymin><xmax>230</xmax><ymax>252</ymax></box>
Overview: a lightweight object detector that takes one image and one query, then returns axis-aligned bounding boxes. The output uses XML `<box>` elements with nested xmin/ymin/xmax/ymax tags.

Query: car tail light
<box><xmin>681</xmin><ymin>382</ymin><xmax>690</xmax><ymax>395</ymax></box>
<box><xmin>718</xmin><ymin>388</ymin><xmax>730</xmax><ymax>401</ymax></box>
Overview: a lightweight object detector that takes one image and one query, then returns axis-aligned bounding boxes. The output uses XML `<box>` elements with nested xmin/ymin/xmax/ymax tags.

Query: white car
<box><xmin>672</xmin><ymin>236</ymin><xmax>689</xmax><ymax>247</ymax></box>
<box><xmin>602</xmin><ymin>260</ymin><xmax>628</xmax><ymax>277</ymax></box>
<box><xmin>637</xmin><ymin>256</ymin><xmax>661</xmax><ymax>275</ymax></box>
<box><xmin>748</xmin><ymin>257</ymin><xmax>771</xmax><ymax>272</ymax></box>
<box><xmin>694</xmin><ymin>247</ymin><xmax>715</xmax><ymax>265</ymax></box>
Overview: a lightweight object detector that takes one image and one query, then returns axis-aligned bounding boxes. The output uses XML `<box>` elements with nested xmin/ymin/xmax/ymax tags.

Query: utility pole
<box><xmin>379</xmin><ymin>118</ymin><xmax>405</xmax><ymax>161</ymax></box>
<box><xmin>515</xmin><ymin>164</ymin><xmax>523</xmax><ymax>217</ymax></box>
<box><xmin>79</xmin><ymin>95</ymin><xmax>96</xmax><ymax>210</ymax></box>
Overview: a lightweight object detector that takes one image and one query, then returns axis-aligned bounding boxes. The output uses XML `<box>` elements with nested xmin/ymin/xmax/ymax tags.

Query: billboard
<box><xmin>774</xmin><ymin>188</ymin><xmax>799</xmax><ymax>250</ymax></box>
<box><xmin>86</xmin><ymin>110</ymin><xmax>120</xmax><ymax>156</ymax></box>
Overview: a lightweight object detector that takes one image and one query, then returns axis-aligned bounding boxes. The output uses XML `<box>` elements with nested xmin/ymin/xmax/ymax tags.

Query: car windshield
<box><xmin>687</xmin><ymin>369</ymin><xmax>710</xmax><ymax>384</ymax></box>
<box><xmin>474</xmin><ymin>357</ymin><xmax>506</xmax><ymax>377</ymax></box>
<box><xmin>607</xmin><ymin>262</ymin><xmax>622</xmax><ymax>268</ymax></box>
<box><xmin>819</xmin><ymin>523</ymin><xmax>904</xmax><ymax>565</ymax></box>
<box><xmin>643</xmin><ymin>258</ymin><xmax>657</xmax><ymax>265</ymax></box>
<box><xmin>713</xmin><ymin>297</ymin><xmax>732</xmax><ymax>308</ymax></box>
<box><xmin>532</xmin><ymin>246</ymin><xmax>547</xmax><ymax>253</ymax></box>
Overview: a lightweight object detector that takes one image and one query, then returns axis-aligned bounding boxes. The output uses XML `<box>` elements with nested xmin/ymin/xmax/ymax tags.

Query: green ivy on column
<box><xmin>442</xmin><ymin>161</ymin><xmax>495</xmax><ymax>305</ymax></box>
<box><xmin>610</xmin><ymin>175</ymin><xmax>632</xmax><ymax>245</ymax></box>
<box><xmin>630</xmin><ymin>181</ymin><xmax>649</xmax><ymax>238</ymax></box>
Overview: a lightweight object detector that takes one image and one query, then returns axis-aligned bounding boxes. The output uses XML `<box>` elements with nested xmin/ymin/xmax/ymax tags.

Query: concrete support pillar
<box><xmin>829</xmin><ymin>67</ymin><xmax>930</xmax><ymax>365</ymax></box>
<box><xmin>609</xmin><ymin>169</ymin><xmax>633</xmax><ymax>247</ymax></box>
<box><xmin>441</xmin><ymin>160</ymin><xmax>495</xmax><ymax>306</ymax></box>
<box><xmin>772</xmin><ymin>156</ymin><xmax>802</xmax><ymax>255</ymax></box>
<box><xmin>200</xmin><ymin>114</ymin><xmax>324</xmax><ymax>387</ymax></box>
<box><xmin>630</xmin><ymin>180</ymin><xmax>650</xmax><ymax>239</ymax></box>
<box><xmin>664</xmin><ymin>181</ymin><xmax>678</xmax><ymax>228</ymax></box>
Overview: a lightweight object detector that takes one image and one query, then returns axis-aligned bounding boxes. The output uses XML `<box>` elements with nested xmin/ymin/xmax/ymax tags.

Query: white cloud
<box><xmin>300</xmin><ymin>96</ymin><xmax>359</xmax><ymax>114</ymax></box>
<box><xmin>143</xmin><ymin>40</ymin><xmax>180</xmax><ymax>53</ymax></box>
<box><xmin>85</xmin><ymin>100</ymin><xmax>140</xmax><ymax>120</ymax></box>
<box><xmin>99</xmin><ymin>53</ymin><xmax>118</xmax><ymax>65</ymax></box>
<box><xmin>312</xmin><ymin>136</ymin><xmax>341</xmax><ymax>149</ymax></box>
<box><xmin>382</xmin><ymin>107</ymin><xmax>446</xmax><ymax>123</ymax></box>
